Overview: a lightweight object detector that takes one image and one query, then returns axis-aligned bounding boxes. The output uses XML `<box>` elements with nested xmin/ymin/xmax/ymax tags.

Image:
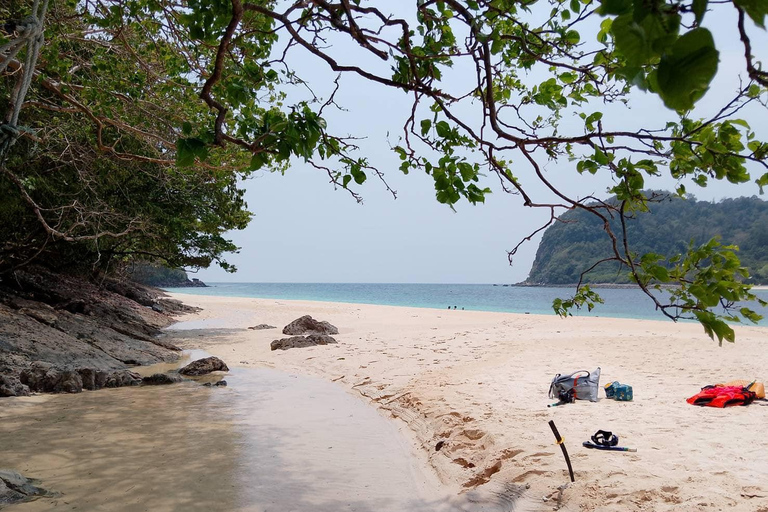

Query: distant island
<box><xmin>127</xmin><ymin>262</ymin><xmax>207</xmax><ymax>288</ymax></box>
<box><xmin>524</xmin><ymin>193</ymin><xmax>768</xmax><ymax>286</ymax></box>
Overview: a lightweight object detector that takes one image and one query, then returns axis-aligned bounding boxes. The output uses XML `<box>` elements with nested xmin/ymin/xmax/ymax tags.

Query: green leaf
<box><xmin>249</xmin><ymin>152</ymin><xmax>268</xmax><ymax>171</ymax></box>
<box><xmin>599</xmin><ymin>0</ymin><xmax>632</xmax><ymax>15</ymax></box>
<box><xmin>435</xmin><ymin>120</ymin><xmax>451</xmax><ymax>138</ymax></box>
<box><xmin>756</xmin><ymin>172</ymin><xmax>768</xmax><ymax>194</ymax></box>
<box><xmin>176</xmin><ymin>137</ymin><xmax>207</xmax><ymax>167</ymax></box>
<box><xmin>692</xmin><ymin>0</ymin><xmax>708</xmax><ymax>24</ymax></box>
<box><xmin>420</xmin><ymin>119</ymin><xmax>432</xmax><ymax>136</ymax></box>
<box><xmin>734</xmin><ymin>0</ymin><xmax>768</xmax><ymax>28</ymax></box>
<box><xmin>564</xmin><ymin>30</ymin><xmax>580</xmax><ymax>44</ymax></box>
<box><xmin>655</xmin><ymin>28</ymin><xmax>719</xmax><ymax>111</ymax></box>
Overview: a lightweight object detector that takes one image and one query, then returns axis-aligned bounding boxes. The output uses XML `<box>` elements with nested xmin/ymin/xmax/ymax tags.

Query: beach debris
<box><xmin>0</xmin><ymin>469</ymin><xmax>58</xmax><ymax>505</ymax></box>
<box><xmin>142</xmin><ymin>372</ymin><xmax>185</xmax><ymax>385</ymax></box>
<box><xmin>435</xmin><ymin>440</ymin><xmax>445</xmax><ymax>451</ymax></box>
<box><xmin>270</xmin><ymin>334</ymin><xmax>337</xmax><ymax>351</ymax></box>
<box><xmin>248</xmin><ymin>324</ymin><xmax>276</xmax><ymax>330</ymax></box>
<box><xmin>548</xmin><ymin>420</ymin><xmax>574</xmax><ymax>483</ymax></box>
<box><xmin>178</xmin><ymin>356</ymin><xmax>229</xmax><ymax>376</ymax></box>
<box><xmin>282</xmin><ymin>315</ymin><xmax>339</xmax><ymax>335</ymax></box>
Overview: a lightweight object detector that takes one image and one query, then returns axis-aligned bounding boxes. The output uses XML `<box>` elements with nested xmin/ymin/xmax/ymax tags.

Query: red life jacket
<box><xmin>686</xmin><ymin>385</ymin><xmax>757</xmax><ymax>408</ymax></box>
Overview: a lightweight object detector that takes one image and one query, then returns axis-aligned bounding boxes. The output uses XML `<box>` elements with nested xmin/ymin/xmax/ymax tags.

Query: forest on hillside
<box><xmin>526</xmin><ymin>193</ymin><xmax>768</xmax><ymax>285</ymax></box>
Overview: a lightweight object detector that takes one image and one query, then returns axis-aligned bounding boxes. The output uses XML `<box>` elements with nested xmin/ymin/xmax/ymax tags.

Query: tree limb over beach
<box><xmin>1</xmin><ymin>0</ymin><xmax>767</xmax><ymax>341</ymax></box>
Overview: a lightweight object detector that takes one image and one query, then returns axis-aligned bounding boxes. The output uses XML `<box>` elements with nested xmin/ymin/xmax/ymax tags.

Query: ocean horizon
<box><xmin>165</xmin><ymin>282</ymin><xmax>768</xmax><ymax>326</ymax></box>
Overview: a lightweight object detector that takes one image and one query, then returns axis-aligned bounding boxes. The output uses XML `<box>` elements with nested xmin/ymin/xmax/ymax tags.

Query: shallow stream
<box><xmin>0</xmin><ymin>350</ymin><xmax>468</xmax><ymax>511</ymax></box>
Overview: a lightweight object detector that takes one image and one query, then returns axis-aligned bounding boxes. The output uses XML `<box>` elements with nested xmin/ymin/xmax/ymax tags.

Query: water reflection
<box><xmin>1</xmin><ymin>356</ymin><xmax>491</xmax><ymax>512</ymax></box>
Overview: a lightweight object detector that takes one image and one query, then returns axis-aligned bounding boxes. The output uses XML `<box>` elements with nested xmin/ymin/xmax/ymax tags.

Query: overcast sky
<box><xmin>195</xmin><ymin>5</ymin><xmax>767</xmax><ymax>284</ymax></box>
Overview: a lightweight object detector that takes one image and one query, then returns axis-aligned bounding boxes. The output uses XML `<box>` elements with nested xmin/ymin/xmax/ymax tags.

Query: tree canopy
<box><xmin>1</xmin><ymin>0</ymin><xmax>767</xmax><ymax>341</ymax></box>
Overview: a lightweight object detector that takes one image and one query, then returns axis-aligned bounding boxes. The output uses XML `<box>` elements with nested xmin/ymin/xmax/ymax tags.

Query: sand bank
<box><xmin>164</xmin><ymin>292</ymin><xmax>768</xmax><ymax>511</ymax></box>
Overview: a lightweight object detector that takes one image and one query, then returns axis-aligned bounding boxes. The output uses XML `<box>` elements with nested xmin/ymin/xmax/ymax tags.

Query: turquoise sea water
<box><xmin>165</xmin><ymin>282</ymin><xmax>768</xmax><ymax>325</ymax></box>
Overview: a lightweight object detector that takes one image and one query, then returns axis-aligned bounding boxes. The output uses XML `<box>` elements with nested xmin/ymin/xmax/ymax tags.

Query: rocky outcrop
<box><xmin>248</xmin><ymin>324</ymin><xmax>276</xmax><ymax>330</ymax></box>
<box><xmin>0</xmin><ymin>469</ymin><xmax>56</xmax><ymax>505</ymax></box>
<box><xmin>270</xmin><ymin>334</ymin><xmax>337</xmax><ymax>351</ymax></box>
<box><xmin>141</xmin><ymin>372</ymin><xmax>185</xmax><ymax>385</ymax></box>
<box><xmin>0</xmin><ymin>267</ymin><xmax>188</xmax><ymax>397</ymax></box>
<box><xmin>282</xmin><ymin>315</ymin><xmax>338</xmax><ymax>336</ymax></box>
<box><xmin>17</xmin><ymin>361</ymin><xmax>142</xmax><ymax>393</ymax></box>
<box><xmin>178</xmin><ymin>356</ymin><xmax>229</xmax><ymax>376</ymax></box>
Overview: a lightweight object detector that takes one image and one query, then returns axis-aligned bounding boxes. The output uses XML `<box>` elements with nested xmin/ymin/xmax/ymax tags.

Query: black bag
<box><xmin>548</xmin><ymin>368</ymin><xmax>601</xmax><ymax>402</ymax></box>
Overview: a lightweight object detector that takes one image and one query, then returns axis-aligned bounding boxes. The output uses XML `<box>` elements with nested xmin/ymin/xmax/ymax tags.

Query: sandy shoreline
<box><xmin>164</xmin><ymin>292</ymin><xmax>768</xmax><ymax>511</ymax></box>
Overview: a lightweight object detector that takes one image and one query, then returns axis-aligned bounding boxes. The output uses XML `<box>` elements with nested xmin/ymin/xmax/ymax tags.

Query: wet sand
<box><xmin>1</xmin><ymin>351</ymin><xmax>476</xmax><ymax>511</ymax></box>
<box><xmin>161</xmin><ymin>293</ymin><xmax>768</xmax><ymax>512</ymax></box>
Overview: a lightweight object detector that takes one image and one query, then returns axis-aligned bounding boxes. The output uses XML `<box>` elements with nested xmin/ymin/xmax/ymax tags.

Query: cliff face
<box><xmin>0</xmin><ymin>268</ymin><xmax>194</xmax><ymax>397</ymax></box>
<box><xmin>525</xmin><ymin>194</ymin><xmax>768</xmax><ymax>285</ymax></box>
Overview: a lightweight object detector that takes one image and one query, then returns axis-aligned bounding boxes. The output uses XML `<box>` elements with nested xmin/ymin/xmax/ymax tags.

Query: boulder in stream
<box><xmin>142</xmin><ymin>372</ymin><xmax>185</xmax><ymax>385</ymax></box>
<box><xmin>178</xmin><ymin>356</ymin><xmax>229</xmax><ymax>376</ymax></box>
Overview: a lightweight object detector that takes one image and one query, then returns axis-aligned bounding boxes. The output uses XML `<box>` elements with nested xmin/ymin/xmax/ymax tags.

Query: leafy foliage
<box><xmin>528</xmin><ymin>193</ymin><xmax>768</xmax><ymax>285</ymax></box>
<box><xmin>529</xmin><ymin>192</ymin><xmax>768</xmax><ymax>343</ymax></box>
<box><xmin>1</xmin><ymin>0</ymin><xmax>767</xmax><ymax>340</ymax></box>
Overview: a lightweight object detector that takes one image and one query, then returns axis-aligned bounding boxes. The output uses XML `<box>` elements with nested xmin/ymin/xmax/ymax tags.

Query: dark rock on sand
<box><xmin>282</xmin><ymin>315</ymin><xmax>338</xmax><ymax>336</ymax></box>
<box><xmin>248</xmin><ymin>324</ymin><xmax>276</xmax><ymax>330</ymax></box>
<box><xmin>0</xmin><ymin>469</ymin><xmax>56</xmax><ymax>505</ymax></box>
<box><xmin>18</xmin><ymin>362</ymin><xmax>142</xmax><ymax>393</ymax></box>
<box><xmin>178</xmin><ymin>356</ymin><xmax>229</xmax><ymax>376</ymax></box>
<box><xmin>0</xmin><ymin>375</ymin><xmax>29</xmax><ymax>397</ymax></box>
<box><xmin>203</xmin><ymin>380</ymin><xmax>227</xmax><ymax>387</ymax></box>
<box><xmin>271</xmin><ymin>334</ymin><xmax>337</xmax><ymax>351</ymax></box>
<box><xmin>142</xmin><ymin>372</ymin><xmax>185</xmax><ymax>385</ymax></box>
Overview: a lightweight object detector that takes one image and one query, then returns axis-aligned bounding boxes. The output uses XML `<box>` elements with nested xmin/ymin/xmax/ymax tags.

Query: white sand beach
<box><xmin>164</xmin><ymin>293</ymin><xmax>768</xmax><ymax>511</ymax></box>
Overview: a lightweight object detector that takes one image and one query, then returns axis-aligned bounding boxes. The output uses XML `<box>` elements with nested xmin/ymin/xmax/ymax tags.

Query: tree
<box><xmin>1</xmin><ymin>0</ymin><xmax>767</xmax><ymax>341</ymax></box>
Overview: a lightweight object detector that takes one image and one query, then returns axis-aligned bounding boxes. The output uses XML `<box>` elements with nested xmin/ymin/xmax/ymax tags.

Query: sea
<box><xmin>165</xmin><ymin>283</ymin><xmax>768</xmax><ymax>326</ymax></box>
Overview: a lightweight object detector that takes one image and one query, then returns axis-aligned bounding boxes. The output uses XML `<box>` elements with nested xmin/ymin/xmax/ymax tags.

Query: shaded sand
<box><xmin>0</xmin><ymin>351</ymin><xmax>481</xmax><ymax>512</ymax></box>
<box><xmin>163</xmin><ymin>293</ymin><xmax>768</xmax><ymax>511</ymax></box>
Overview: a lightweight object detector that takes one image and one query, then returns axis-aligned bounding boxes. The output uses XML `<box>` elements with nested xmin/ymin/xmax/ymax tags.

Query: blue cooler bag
<box><xmin>615</xmin><ymin>384</ymin><xmax>633</xmax><ymax>401</ymax></box>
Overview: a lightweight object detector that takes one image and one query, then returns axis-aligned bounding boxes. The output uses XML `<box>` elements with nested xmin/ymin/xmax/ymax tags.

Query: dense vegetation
<box><xmin>126</xmin><ymin>263</ymin><xmax>206</xmax><ymax>288</ymax></box>
<box><xmin>1</xmin><ymin>0</ymin><xmax>767</xmax><ymax>340</ymax></box>
<box><xmin>527</xmin><ymin>193</ymin><xmax>768</xmax><ymax>285</ymax></box>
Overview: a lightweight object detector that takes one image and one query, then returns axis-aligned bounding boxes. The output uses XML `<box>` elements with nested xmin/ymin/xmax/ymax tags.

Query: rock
<box><xmin>0</xmin><ymin>469</ymin><xmax>54</xmax><ymax>505</ymax></box>
<box><xmin>151</xmin><ymin>303</ymin><xmax>164</xmax><ymax>313</ymax></box>
<box><xmin>18</xmin><ymin>307</ymin><xmax>58</xmax><ymax>326</ymax></box>
<box><xmin>142</xmin><ymin>372</ymin><xmax>184</xmax><ymax>385</ymax></box>
<box><xmin>19</xmin><ymin>362</ymin><xmax>82</xmax><ymax>393</ymax></box>
<box><xmin>270</xmin><ymin>334</ymin><xmax>337</xmax><ymax>351</ymax></box>
<box><xmin>202</xmin><ymin>380</ymin><xmax>227</xmax><ymax>387</ymax></box>
<box><xmin>18</xmin><ymin>363</ymin><xmax>141</xmax><ymax>393</ymax></box>
<box><xmin>178</xmin><ymin>356</ymin><xmax>229</xmax><ymax>376</ymax></box>
<box><xmin>282</xmin><ymin>315</ymin><xmax>338</xmax><ymax>336</ymax></box>
<box><xmin>248</xmin><ymin>324</ymin><xmax>276</xmax><ymax>330</ymax></box>
<box><xmin>104</xmin><ymin>370</ymin><xmax>142</xmax><ymax>388</ymax></box>
<box><xmin>0</xmin><ymin>375</ymin><xmax>30</xmax><ymax>397</ymax></box>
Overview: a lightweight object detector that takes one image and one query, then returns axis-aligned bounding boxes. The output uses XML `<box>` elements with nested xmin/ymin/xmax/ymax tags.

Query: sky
<box><xmin>194</xmin><ymin>4</ymin><xmax>768</xmax><ymax>285</ymax></box>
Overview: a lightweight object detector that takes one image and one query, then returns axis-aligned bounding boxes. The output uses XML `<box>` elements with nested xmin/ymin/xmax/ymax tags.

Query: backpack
<box><xmin>549</xmin><ymin>368</ymin><xmax>601</xmax><ymax>402</ymax></box>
